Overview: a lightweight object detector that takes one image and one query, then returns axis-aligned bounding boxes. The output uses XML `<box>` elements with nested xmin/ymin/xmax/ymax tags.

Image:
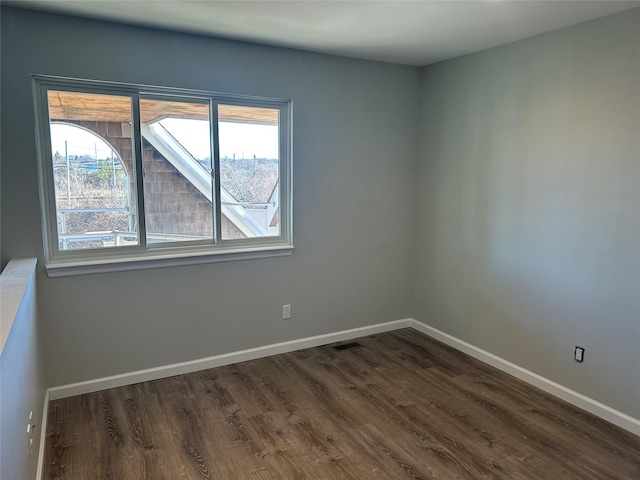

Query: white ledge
<box><xmin>45</xmin><ymin>245</ymin><xmax>294</xmax><ymax>277</ymax></box>
<box><xmin>0</xmin><ymin>258</ymin><xmax>38</xmax><ymax>355</ymax></box>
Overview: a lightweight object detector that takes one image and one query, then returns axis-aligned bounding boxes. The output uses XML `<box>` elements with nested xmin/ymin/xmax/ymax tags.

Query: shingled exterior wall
<box><xmin>68</xmin><ymin>121</ymin><xmax>245</xmax><ymax>240</ymax></box>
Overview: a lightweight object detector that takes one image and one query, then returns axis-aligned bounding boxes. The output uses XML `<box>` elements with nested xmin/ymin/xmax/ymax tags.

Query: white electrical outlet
<box><xmin>282</xmin><ymin>304</ymin><xmax>291</xmax><ymax>319</ymax></box>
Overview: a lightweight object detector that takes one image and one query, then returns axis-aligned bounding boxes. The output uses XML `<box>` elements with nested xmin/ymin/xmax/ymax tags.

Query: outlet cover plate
<box><xmin>574</xmin><ymin>346</ymin><xmax>585</xmax><ymax>363</ymax></box>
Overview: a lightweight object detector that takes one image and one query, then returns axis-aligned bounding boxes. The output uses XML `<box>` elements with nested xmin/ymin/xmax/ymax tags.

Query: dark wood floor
<box><xmin>44</xmin><ymin>328</ymin><xmax>639</xmax><ymax>479</ymax></box>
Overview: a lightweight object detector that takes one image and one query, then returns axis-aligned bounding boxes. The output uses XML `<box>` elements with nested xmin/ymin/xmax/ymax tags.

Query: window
<box><xmin>33</xmin><ymin>76</ymin><xmax>292</xmax><ymax>276</ymax></box>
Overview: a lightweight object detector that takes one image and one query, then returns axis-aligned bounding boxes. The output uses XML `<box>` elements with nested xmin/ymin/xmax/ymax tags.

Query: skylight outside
<box><xmin>159</xmin><ymin>117</ymin><xmax>278</xmax><ymax>160</ymax></box>
<box><xmin>157</xmin><ymin>118</ymin><xmax>212</xmax><ymax>171</ymax></box>
<box><xmin>155</xmin><ymin>117</ymin><xmax>280</xmax><ymax>205</ymax></box>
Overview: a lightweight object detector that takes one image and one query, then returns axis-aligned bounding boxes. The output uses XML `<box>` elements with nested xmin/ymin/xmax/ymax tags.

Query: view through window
<box><xmin>218</xmin><ymin>105</ymin><xmax>280</xmax><ymax>239</ymax></box>
<box><xmin>36</xmin><ymin>77</ymin><xmax>291</xmax><ymax>272</ymax></box>
<box><xmin>48</xmin><ymin>91</ymin><xmax>138</xmax><ymax>250</ymax></box>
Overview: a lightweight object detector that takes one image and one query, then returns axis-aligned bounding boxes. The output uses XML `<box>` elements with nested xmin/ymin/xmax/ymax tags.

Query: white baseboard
<box><xmin>35</xmin><ymin>389</ymin><xmax>49</xmax><ymax>480</ymax></box>
<box><xmin>48</xmin><ymin>318</ymin><xmax>413</xmax><ymax>401</ymax></box>
<box><xmin>409</xmin><ymin>319</ymin><xmax>640</xmax><ymax>436</ymax></box>
<box><xmin>44</xmin><ymin>316</ymin><xmax>639</xmax><ymax>438</ymax></box>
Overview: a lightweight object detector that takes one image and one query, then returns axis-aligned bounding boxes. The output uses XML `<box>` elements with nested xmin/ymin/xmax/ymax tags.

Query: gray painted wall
<box><xmin>0</xmin><ymin>264</ymin><xmax>45</xmax><ymax>480</ymax></box>
<box><xmin>414</xmin><ymin>9</ymin><xmax>640</xmax><ymax>418</ymax></box>
<box><xmin>2</xmin><ymin>5</ymin><xmax>638</xmax><ymax>428</ymax></box>
<box><xmin>1</xmin><ymin>8</ymin><xmax>420</xmax><ymax>387</ymax></box>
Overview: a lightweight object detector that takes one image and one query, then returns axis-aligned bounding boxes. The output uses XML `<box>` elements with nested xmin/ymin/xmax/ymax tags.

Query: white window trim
<box><xmin>45</xmin><ymin>245</ymin><xmax>294</xmax><ymax>277</ymax></box>
<box><xmin>32</xmin><ymin>75</ymin><xmax>293</xmax><ymax>277</ymax></box>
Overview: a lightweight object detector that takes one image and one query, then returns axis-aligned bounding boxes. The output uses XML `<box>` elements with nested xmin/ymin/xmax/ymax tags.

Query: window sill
<box><xmin>45</xmin><ymin>245</ymin><xmax>294</xmax><ymax>277</ymax></box>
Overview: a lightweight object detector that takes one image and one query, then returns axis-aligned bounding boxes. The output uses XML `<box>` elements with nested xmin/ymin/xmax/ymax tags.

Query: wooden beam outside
<box><xmin>47</xmin><ymin>91</ymin><xmax>279</xmax><ymax>124</ymax></box>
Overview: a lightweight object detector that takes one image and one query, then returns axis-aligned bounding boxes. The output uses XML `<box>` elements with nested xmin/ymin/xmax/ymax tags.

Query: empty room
<box><xmin>1</xmin><ymin>1</ymin><xmax>639</xmax><ymax>479</ymax></box>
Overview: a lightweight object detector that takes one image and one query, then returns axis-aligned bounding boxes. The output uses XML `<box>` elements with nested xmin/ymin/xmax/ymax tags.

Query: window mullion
<box><xmin>211</xmin><ymin>100</ymin><xmax>222</xmax><ymax>244</ymax></box>
<box><xmin>131</xmin><ymin>94</ymin><xmax>148</xmax><ymax>249</ymax></box>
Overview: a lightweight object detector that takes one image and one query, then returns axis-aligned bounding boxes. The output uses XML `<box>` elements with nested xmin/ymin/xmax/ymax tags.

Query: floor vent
<box><xmin>334</xmin><ymin>342</ymin><xmax>363</xmax><ymax>351</ymax></box>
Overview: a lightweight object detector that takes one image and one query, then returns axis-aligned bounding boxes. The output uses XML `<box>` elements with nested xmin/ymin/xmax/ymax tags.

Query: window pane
<box><xmin>218</xmin><ymin>105</ymin><xmax>280</xmax><ymax>240</ymax></box>
<box><xmin>140</xmin><ymin>98</ymin><xmax>213</xmax><ymax>244</ymax></box>
<box><xmin>47</xmin><ymin>91</ymin><xmax>138</xmax><ymax>250</ymax></box>
<box><xmin>158</xmin><ymin>118</ymin><xmax>211</xmax><ymax>164</ymax></box>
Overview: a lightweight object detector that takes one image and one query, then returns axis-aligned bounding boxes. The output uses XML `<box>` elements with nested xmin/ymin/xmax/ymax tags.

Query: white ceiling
<box><xmin>7</xmin><ymin>0</ymin><xmax>640</xmax><ymax>66</ymax></box>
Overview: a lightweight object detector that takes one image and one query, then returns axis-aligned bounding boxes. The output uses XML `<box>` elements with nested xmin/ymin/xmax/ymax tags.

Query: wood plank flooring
<box><xmin>43</xmin><ymin>329</ymin><xmax>640</xmax><ymax>479</ymax></box>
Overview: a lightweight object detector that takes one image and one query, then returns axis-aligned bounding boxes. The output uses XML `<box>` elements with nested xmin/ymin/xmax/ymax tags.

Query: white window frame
<box><xmin>32</xmin><ymin>75</ymin><xmax>293</xmax><ymax>277</ymax></box>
